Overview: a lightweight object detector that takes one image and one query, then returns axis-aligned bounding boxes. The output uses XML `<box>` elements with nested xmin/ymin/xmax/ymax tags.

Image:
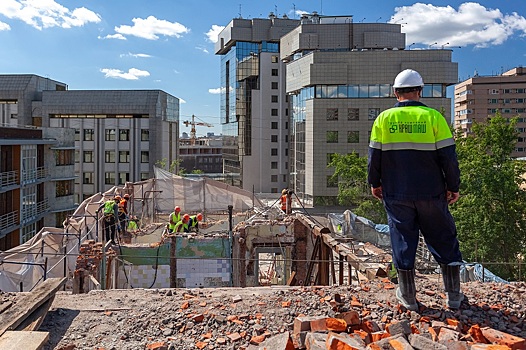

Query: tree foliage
<box><xmin>451</xmin><ymin>113</ymin><xmax>526</xmax><ymax>280</ymax></box>
<box><xmin>328</xmin><ymin>152</ymin><xmax>387</xmax><ymax>224</ymax></box>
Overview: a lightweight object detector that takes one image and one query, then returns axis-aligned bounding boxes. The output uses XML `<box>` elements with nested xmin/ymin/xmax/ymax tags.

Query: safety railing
<box><xmin>0</xmin><ymin>170</ymin><xmax>19</xmax><ymax>188</ymax></box>
<box><xmin>0</xmin><ymin>211</ymin><xmax>18</xmax><ymax>232</ymax></box>
<box><xmin>21</xmin><ymin>199</ymin><xmax>49</xmax><ymax>224</ymax></box>
<box><xmin>21</xmin><ymin>167</ymin><xmax>48</xmax><ymax>183</ymax></box>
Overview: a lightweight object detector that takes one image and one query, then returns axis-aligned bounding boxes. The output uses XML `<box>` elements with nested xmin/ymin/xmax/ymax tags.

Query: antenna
<box><xmin>275</xmin><ymin>4</ymin><xmax>278</xmax><ymax>15</ymax></box>
<box><xmin>293</xmin><ymin>3</ymin><xmax>296</xmax><ymax>19</ymax></box>
<box><xmin>239</xmin><ymin>4</ymin><xmax>242</xmax><ymax>18</ymax></box>
<box><xmin>320</xmin><ymin>0</ymin><xmax>323</xmax><ymax>14</ymax></box>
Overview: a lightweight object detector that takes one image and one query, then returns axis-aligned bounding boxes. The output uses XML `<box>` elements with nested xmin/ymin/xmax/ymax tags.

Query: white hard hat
<box><xmin>393</xmin><ymin>69</ymin><xmax>424</xmax><ymax>88</ymax></box>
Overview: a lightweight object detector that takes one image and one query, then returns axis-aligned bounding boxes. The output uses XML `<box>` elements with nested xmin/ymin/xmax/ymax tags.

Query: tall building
<box><xmin>281</xmin><ymin>14</ymin><xmax>458</xmax><ymax>205</ymax></box>
<box><xmin>0</xmin><ymin>125</ymin><xmax>76</xmax><ymax>250</ymax></box>
<box><xmin>0</xmin><ymin>75</ymin><xmax>180</xmax><ymax>203</ymax></box>
<box><xmin>179</xmin><ymin>135</ymin><xmax>223</xmax><ymax>174</ymax></box>
<box><xmin>215</xmin><ymin>13</ymin><xmax>299</xmax><ymax>193</ymax></box>
<box><xmin>454</xmin><ymin>67</ymin><xmax>526</xmax><ymax>157</ymax></box>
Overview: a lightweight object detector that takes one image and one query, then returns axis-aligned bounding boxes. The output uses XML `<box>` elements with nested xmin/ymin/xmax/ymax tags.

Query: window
<box><xmin>327</xmin><ymin>175</ymin><xmax>338</xmax><ymax>188</ymax></box>
<box><xmin>75</xmin><ymin>151</ymin><xmax>80</xmax><ymax>163</ymax></box>
<box><xmin>347</xmin><ymin>131</ymin><xmax>360</xmax><ymax>143</ymax></box>
<box><xmin>271</xmin><ymin>95</ymin><xmax>278</xmax><ymax>103</ymax></box>
<box><xmin>271</xmin><ymin>175</ymin><xmax>278</xmax><ymax>182</ymax></box>
<box><xmin>56</xmin><ymin>180</ymin><xmax>74</xmax><ymax>197</ymax></box>
<box><xmin>271</xmin><ymin>148</ymin><xmax>278</xmax><ymax>156</ymax></box>
<box><xmin>74</xmin><ymin>129</ymin><xmax>80</xmax><ymax>141</ymax></box>
<box><xmin>271</xmin><ymin>82</ymin><xmax>278</xmax><ymax>89</ymax></box>
<box><xmin>105</xmin><ymin>151</ymin><xmax>115</xmax><ymax>163</ymax></box>
<box><xmin>141</xmin><ymin>129</ymin><xmax>150</xmax><ymax>141</ymax></box>
<box><xmin>83</xmin><ymin>151</ymin><xmax>94</xmax><ymax>163</ymax></box>
<box><xmin>271</xmin><ymin>122</ymin><xmax>278</xmax><ymax>129</ymax></box>
<box><xmin>271</xmin><ymin>55</ymin><xmax>278</xmax><ymax>63</ymax></box>
<box><xmin>119</xmin><ymin>129</ymin><xmax>130</xmax><ymax>141</ymax></box>
<box><xmin>368</xmin><ymin>108</ymin><xmax>380</xmax><ymax>120</ymax></box>
<box><xmin>490</xmin><ymin>89</ymin><xmax>499</xmax><ymax>94</ymax></box>
<box><xmin>118</xmin><ymin>172</ymin><xmax>129</xmax><ymax>185</ymax></box>
<box><xmin>488</xmin><ymin>99</ymin><xmax>498</xmax><ymax>104</ymax></box>
<box><xmin>271</xmin><ymin>188</ymin><xmax>278</xmax><ymax>193</ymax></box>
<box><xmin>283</xmin><ymin>174</ymin><xmax>287</xmax><ymax>182</ymax></box>
<box><xmin>21</xmin><ymin>223</ymin><xmax>36</xmax><ymax>244</ymax></box>
<box><xmin>348</xmin><ymin>108</ymin><xmax>359</xmax><ymax>120</ymax></box>
<box><xmin>105</xmin><ymin>129</ymin><xmax>116</xmax><ymax>141</ymax></box>
<box><xmin>271</xmin><ymin>69</ymin><xmax>278</xmax><ymax>76</ymax></box>
<box><xmin>141</xmin><ymin>151</ymin><xmax>149</xmax><ymax>163</ymax></box>
<box><xmin>105</xmin><ymin>172</ymin><xmax>115</xmax><ymax>185</ymax></box>
<box><xmin>326</xmin><ymin>131</ymin><xmax>338</xmax><ymax>143</ymax></box>
<box><xmin>141</xmin><ymin>172</ymin><xmax>150</xmax><ymax>180</ymax></box>
<box><xmin>56</xmin><ymin>150</ymin><xmax>74</xmax><ymax>166</ymax></box>
<box><xmin>83</xmin><ymin>129</ymin><xmax>94</xmax><ymax>141</ymax></box>
<box><xmin>271</xmin><ymin>135</ymin><xmax>278</xmax><ymax>142</ymax></box>
<box><xmin>83</xmin><ymin>172</ymin><xmax>94</xmax><ymax>184</ymax></box>
<box><xmin>119</xmin><ymin>151</ymin><xmax>130</xmax><ymax>163</ymax></box>
<box><xmin>271</xmin><ymin>161</ymin><xmax>278</xmax><ymax>169</ymax></box>
<box><xmin>326</xmin><ymin>108</ymin><xmax>338</xmax><ymax>121</ymax></box>
<box><xmin>285</xmin><ymin>148</ymin><xmax>288</xmax><ymax>156</ymax></box>
<box><xmin>271</xmin><ymin>109</ymin><xmax>278</xmax><ymax>116</ymax></box>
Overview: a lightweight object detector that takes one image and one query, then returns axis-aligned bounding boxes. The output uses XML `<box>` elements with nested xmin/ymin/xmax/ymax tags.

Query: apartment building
<box><xmin>179</xmin><ymin>135</ymin><xmax>223</xmax><ymax>174</ymax></box>
<box><xmin>454</xmin><ymin>67</ymin><xmax>526</xmax><ymax>157</ymax></box>
<box><xmin>281</xmin><ymin>13</ymin><xmax>458</xmax><ymax>205</ymax></box>
<box><xmin>0</xmin><ymin>75</ymin><xmax>180</xmax><ymax>203</ymax></box>
<box><xmin>215</xmin><ymin>13</ymin><xmax>299</xmax><ymax>193</ymax></box>
<box><xmin>0</xmin><ymin>125</ymin><xmax>76</xmax><ymax>250</ymax></box>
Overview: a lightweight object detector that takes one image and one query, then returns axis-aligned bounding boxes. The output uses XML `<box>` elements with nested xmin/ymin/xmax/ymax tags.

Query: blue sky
<box><xmin>1</xmin><ymin>1</ymin><xmax>525</xmax><ymax>135</ymax></box>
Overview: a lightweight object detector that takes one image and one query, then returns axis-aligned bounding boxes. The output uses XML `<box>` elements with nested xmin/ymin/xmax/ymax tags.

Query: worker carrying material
<box><xmin>188</xmin><ymin>213</ymin><xmax>203</xmax><ymax>233</ymax></box>
<box><xmin>168</xmin><ymin>206</ymin><xmax>182</xmax><ymax>233</ymax></box>
<box><xmin>367</xmin><ymin>69</ymin><xmax>463</xmax><ymax>311</ymax></box>
<box><xmin>173</xmin><ymin>214</ymin><xmax>191</xmax><ymax>233</ymax></box>
<box><xmin>97</xmin><ymin>196</ymin><xmax>120</xmax><ymax>244</ymax></box>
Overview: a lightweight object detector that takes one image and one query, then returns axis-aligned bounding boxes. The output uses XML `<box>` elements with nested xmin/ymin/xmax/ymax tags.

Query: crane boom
<box><xmin>182</xmin><ymin>115</ymin><xmax>213</xmax><ymax>145</ymax></box>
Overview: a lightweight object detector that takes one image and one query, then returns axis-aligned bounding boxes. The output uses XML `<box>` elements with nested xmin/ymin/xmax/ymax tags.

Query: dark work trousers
<box><xmin>103</xmin><ymin>215</ymin><xmax>116</xmax><ymax>242</ymax></box>
<box><xmin>118</xmin><ymin>212</ymin><xmax>127</xmax><ymax>235</ymax></box>
<box><xmin>383</xmin><ymin>196</ymin><xmax>463</xmax><ymax>270</ymax></box>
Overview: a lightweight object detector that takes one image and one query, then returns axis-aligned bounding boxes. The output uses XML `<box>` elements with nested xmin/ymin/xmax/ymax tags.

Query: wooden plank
<box><xmin>0</xmin><ymin>277</ymin><xmax>66</xmax><ymax>336</ymax></box>
<box><xmin>0</xmin><ymin>331</ymin><xmax>49</xmax><ymax>350</ymax></box>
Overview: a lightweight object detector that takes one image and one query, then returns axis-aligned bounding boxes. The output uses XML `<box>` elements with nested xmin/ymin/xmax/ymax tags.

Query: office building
<box><xmin>454</xmin><ymin>67</ymin><xmax>526</xmax><ymax>157</ymax></box>
<box><xmin>179</xmin><ymin>135</ymin><xmax>223</xmax><ymax>174</ymax></box>
<box><xmin>215</xmin><ymin>13</ymin><xmax>299</xmax><ymax>193</ymax></box>
<box><xmin>281</xmin><ymin>14</ymin><xmax>458</xmax><ymax>205</ymax></box>
<box><xmin>0</xmin><ymin>75</ymin><xmax>180</xmax><ymax>203</ymax></box>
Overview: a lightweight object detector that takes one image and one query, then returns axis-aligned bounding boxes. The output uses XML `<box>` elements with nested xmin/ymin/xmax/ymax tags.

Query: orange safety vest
<box><xmin>280</xmin><ymin>195</ymin><xmax>288</xmax><ymax>211</ymax></box>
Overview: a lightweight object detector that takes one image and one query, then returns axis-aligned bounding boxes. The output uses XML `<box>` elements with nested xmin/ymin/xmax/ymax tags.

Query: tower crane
<box><xmin>182</xmin><ymin>115</ymin><xmax>214</xmax><ymax>145</ymax></box>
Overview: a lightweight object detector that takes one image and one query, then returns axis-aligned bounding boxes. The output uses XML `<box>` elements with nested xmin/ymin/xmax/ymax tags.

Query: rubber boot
<box><xmin>396</xmin><ymin>269</ymin><xmax>418</xmax><ymax>311</ymax></box>
<box><xmin>441</xmin><ymin>264</ymin><xmax>464</xmax><ymax>309</ymax></box>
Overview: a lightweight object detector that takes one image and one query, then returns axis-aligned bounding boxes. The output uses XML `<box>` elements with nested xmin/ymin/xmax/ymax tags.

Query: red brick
<box><xmin>305</xmin><ymin>332</ymin><xmax>326</xmax><ymax>350</ymax></box>
<box><xmin>255</xmin><ymin>332</ymin><xmax>294</xmax><ymax>350</ymax></box>
<box><xmin>437</xmin><ymin>326</ymin><xmax>461</xmax><ymax>344</ymax></box>
<box><xmin>228</xmin><ymin>332</ymin><xmax>242</xmax><ymax>342</ymax></box>
<box><xmin>337</xmin><ymin>311</ymin><xmax>360</xmax><ymax>326</ymax></box>
<box><xmin>250</xmin><ymin>334</ymin><xmax>266</xmax><ymax>345</ymax></box>
<box><xmin>480</xmin><ymin>327</ymin><xmax>526</xmax><ymax>350</ymax></box>
<box><xmin>470</xmin><ymin>345</ymin><xmax>515</xmax><ymax>350</ymax></box>
<box><xmin>469</xmin><ymin>325</ymin><xmax>489</xmax><ymax>344</ymax></box>
<box><xmin>326</xmin><ymin>332</ymin><xmax>365</xmax><ymax>350</ymax></box>
<box><xmin>146</xmin><ymin>342</ymin><xmax>168</xmax><ymax>350</ymax></box>
<box><xmin>388</xmin><ymin>336</ymin><xmax>414</xmax><ymax>350</ymax></box>
<box><xmin>310</xmin><ymin>317</ymin><xmax>347</xmax><ymax>332</ymax></box>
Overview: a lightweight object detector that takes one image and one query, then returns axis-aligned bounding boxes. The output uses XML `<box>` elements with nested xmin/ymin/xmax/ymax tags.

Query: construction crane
<box><xmin>182</xmin><ymin>115</ymin><xmax>214</xmax><ymax>145</ymax></box>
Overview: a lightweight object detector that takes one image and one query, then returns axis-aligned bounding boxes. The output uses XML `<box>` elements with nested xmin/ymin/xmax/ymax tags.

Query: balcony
<box><xmin>21</xmin><ymin>167</ymin><xmax>49</xmax><ymax>184</ymax></box>
<box><xmin>21</xmin><ymin>199</ymin><xmax>50</xmax><ymax>225</ymax></box>
<box><xmin>460</xmin><ymin>119</ymin><xmax>473</xmax><ymax>125</ymax></box>
<box><xmin>0</xmin><ymin>170</ymin><xmax>19</xmax><ymax>191</ymax></box>
<box><xmin>0</xmin><ymin>210</ymin><xmax>19</xmax><ymax>234</ymax></box>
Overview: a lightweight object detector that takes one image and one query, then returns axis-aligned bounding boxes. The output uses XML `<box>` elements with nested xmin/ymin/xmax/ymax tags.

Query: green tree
<box><xmin>191</xmin><ymin>169</ymin><xmax>204</xmax><ymax>174</ymax></box>
<box><xmin>155</xmin><ymin>158</ymin><xmax>181</xmax><ymax>173</ymax></box>
<box><xmin>452</xmin><ymin>113</ymin><xmax>526</xmax><ymax>280</ymax></box>
<box><xmin>328</xmin><ymin>152</ymin><xmax>387</xmax><ymax>224</ymax></box>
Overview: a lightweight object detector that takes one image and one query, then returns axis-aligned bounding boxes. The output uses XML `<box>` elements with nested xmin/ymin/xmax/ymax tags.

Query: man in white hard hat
<box><xmin>367</xmin><ymin>69</ymin><xmax>463</xmax><ymax>311</ymax></box>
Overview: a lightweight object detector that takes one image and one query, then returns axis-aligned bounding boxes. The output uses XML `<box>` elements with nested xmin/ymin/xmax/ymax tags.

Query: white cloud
<box><xmin>114</xmin><ymin>15</ymin><xmax>189</xmax><ymax>40</ymax></box>
<box><xmin>208</xmin><ymin>87</ymin><xmax>232</xmax><ymax>94</ymax></box>
<box><xmin>195</xmin><ymin>46</ymin><xmax>209</xmax><ymax>54</ymax></box>
<box><xmin>0</xmin><ymin>0</ymin><xmax>101</xmax><ymax>30</ymax></box>
<box><xmin>205</xmin><ymin>24</ymin><xmax>224</xmax><ymax>43</ymax></box>
<box><xmin>100</xmin><ymin>33</ymin><xmax>126</xmax><ymax>40</ymax></box>
<box><xmin>0</xmin><ymin>21</ymin><xmax>10</xmax><ymax>30</ymax></box>
<box><xmin>120</xmin><ymin>52</ymin><xmax>152</xmax><ymax>58</ymax></box>
<box><xmin>100</xmin><ymin>68</ymin><xmax>150</xmax><ymax>80</ymax></box>
<box><xmin>391</xmin><ymin>2</ymin><xmax>526</xmax><ymax>48</ymax></box>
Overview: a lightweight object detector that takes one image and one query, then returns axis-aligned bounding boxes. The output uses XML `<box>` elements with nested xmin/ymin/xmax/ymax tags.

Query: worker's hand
<box><xmin>447</xmin><ymin>191</ymin><xmax>459</xmax><ymax>205</ymax></box>
<box><xmin>371</xmin><ymin>186</ymin><xmax>383</xmax><ymax>200</ymax></box>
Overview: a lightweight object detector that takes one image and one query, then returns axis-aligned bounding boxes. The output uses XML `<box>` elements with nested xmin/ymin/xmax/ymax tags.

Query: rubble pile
<box><xmin>40</xmin><ymin>277</ymin><xmax>526</xmax><ymax>350</ymax></box>
<box><xmin>73</xmin><ymin>240</ymin><xmax>116</xmax><ymax>293</ymax></box>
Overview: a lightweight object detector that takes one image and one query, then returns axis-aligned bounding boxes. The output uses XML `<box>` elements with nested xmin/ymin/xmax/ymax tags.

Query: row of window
<box><xmin>76</xmin><ymin>129</ymin><xmax>149</xmax><ymax>142</ymax></box>
<box><xmin>326</xmin><ymin>108</ymin><xmax>380</xmax><ymax>121</ymax></box>
<box><xmin>82</xmin><ymin>172</ymin><xmax>149</xmax><ymax>185</ymax></box>
<box><xmin>299</xmin><ymin>83</ymin><xmax>446</xmax><ymax>100</ymax></box>
<box><xmin>489</xmin><ymin>88</ymin><xmax>526</xmax><ymax>94</ymax></box>
<box><xmin>488</xmin><ymin>98</ymin><xmax>526</xmax><ymax>104</ymax></box>
<box><xmin>326</xmin><ymin>131</ymin><xmax>361</xmax><ymax>143</ymax></box>
<box><xmin>56</xmin><ymin>180</ymin><xmax>74</xmax><ymax>197</ymax></box>
<box><xmin>487</xmin><ymin>108</ymin><xmax>526</xmax><ymax>114</ymax></box>
<box><xmin>269</xmin><ymin>174</ymin><xmax>288</xmax><ymax>183</ymax></box>
<box><xmin>78</xmin><ymin>151</ymin><xmax>149</xmax><ymax>163</ymax></box>
<box><xmin>55</xmin><ymin>150</ymin><xmax>75</xmax><ymax>166</ymax></box>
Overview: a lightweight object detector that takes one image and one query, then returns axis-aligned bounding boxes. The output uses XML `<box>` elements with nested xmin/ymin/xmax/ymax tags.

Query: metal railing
<box><xmin>0</xmin><ymin>170</ymin><xmax>19</xmax><ymax>188</ymax></box>
<box><xmin>21</xmin><ymin>167</ymin><xmax>48</xmax><ymax>183</ymax></box>
<box><xmin>21</xmin><ymin>199</ymin><xmax>49</xmax><ymax>224</ymax></box>
<box><xmin>0</xmin><ymin>211</ymin><xmax>18</xmax><ymax>231</ymax></box>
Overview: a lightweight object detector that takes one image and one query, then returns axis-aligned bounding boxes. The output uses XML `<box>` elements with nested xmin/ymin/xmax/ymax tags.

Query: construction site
<box><xmin>0</xmin><ymin>168</ymin><xmax>525</xmax><ymax>350</ymax></box>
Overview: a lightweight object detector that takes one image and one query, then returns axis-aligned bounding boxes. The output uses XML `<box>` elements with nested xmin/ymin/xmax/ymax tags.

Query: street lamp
<box><xmin>428</xmin><ymin>42</ymin><xmax>438</xmax><ymax>48</ymax></box>
<box><xmin>440</xmin><ymin>42</ymin><xmax>450</xmax><ymax>49</ymax></box>
<box><xmin>376</xmin><ymin>17</ymin><xmax>382</xmax><ymax>22</ymax></box>
<box><xmin>359</xmin><ymin>17</ymin><xmax>366</xmax><ymax>23</ymax></box>
<box><xmin>408</xmin><ymin>42</ymin><xmax>416</xmax><ymax>50</ymax></box>
<box><xmin>394</xmin><ymin>18</ymin><xmax>404</xmax><ymax>24</ymax></box>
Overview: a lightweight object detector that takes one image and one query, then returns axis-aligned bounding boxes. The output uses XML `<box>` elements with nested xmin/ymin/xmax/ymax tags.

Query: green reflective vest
<box><xmin>168</xmin><ymin>212</ymin><xmax>181</xmax><ymax>231</ymax></box>
<box><xmin>103</xmin><ymin>200</ymin><xmax>116</xmax><ymax>215</ymax></box>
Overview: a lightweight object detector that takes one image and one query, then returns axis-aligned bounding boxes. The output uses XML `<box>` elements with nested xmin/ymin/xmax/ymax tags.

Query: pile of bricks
<box><xmin>73</xmin><ymin>240</ymin><xmax>116</xmax><ymax>293</ymax></box>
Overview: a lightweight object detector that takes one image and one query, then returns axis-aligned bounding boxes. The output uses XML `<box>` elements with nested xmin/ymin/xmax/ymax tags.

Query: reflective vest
<box><xmin>174</xmin><ymin>220</ymin><xmax>188</xmax><ymax>233</ymax></box>
<box><xmin>280</xmin><ymin>195</ymin><xmax>288</xmax><ymax>211</ymax></box>
<box><xmin>127</xmin><ymin>220</ymin><xmax>138</xmax><ymax>231</ymax></box>
<box><xmin>189</xmin><ymin>216</ymin><xmax>199</xmax><ymax>228</ymax></box>
<box><xmin>169</xmin><ymin>212</ymin><xmax>181</xmax><ymax>231</ymax></box>
<box><xmin>118</xmin><ymin>199</ymin><xmax>127</xmax><ymax>214</ymax></box>
<box><xmin>103</xmin><ymin>200</ymin><xmax>116</xmax><ymax>215</ymax></box>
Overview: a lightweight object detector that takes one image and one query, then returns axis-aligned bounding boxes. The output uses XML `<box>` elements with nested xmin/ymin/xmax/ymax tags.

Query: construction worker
<box><xmin>97</xmin><ymin>196</ymin><xmax>119</xmax><ymax>244</ymax></box>
<box><xmin>173</xmin><ymin>214</ymin><xmax>190</xmax><ymax>233</ymax></box>
<box><xmin>368</xmin><ymin>69</ymin><xmax>463</xmax><ymax>310</ymax></box>
<box><xmin>188</xmin><ymin>213</ymin><xmax>203</xmax><ymax>233</ymax></box>
<box><xmin>168</xmin><ymin>206</ymin><xmax>182</xmax><ymax>233</ymax></box>
<box><xmin>116</xmin><ymin>195</ymin><xmax>128</xmax><ymax>235</ymax></box>
<box><xmin>127</xmin><ymin>216</ymin><xmax>139</xmax><ymax>234</ymax></box>
<box><xmin>280</xmin><ymin>189</ymin><xmax>292</xmax><ymax>214</ymax></box>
